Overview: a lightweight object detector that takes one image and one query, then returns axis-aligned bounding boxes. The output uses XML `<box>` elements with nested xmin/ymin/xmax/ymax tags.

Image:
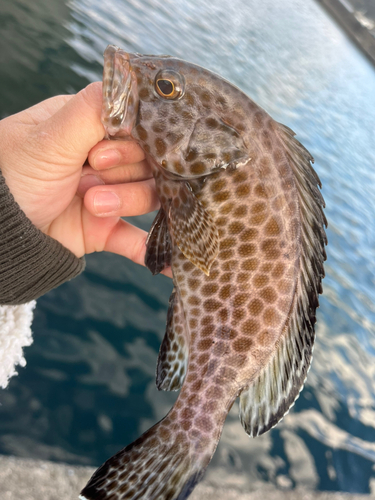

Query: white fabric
<box><xmin>0</xmin><ymin>301</ymin><xmax>35</xmax><ymax>389</ymax></box>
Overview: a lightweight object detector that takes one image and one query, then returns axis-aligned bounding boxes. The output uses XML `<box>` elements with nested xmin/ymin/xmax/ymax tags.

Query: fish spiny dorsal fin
<box><xmin>239</xmin><ymin>123</ymin><xmax>327</xmax><ymax>437</ymax></box>
<box><xmin>156</xmin><ymin>288</ymin><xmax>189</xmax><ymax>391</ymax></box>
<box><xmin>145</xmin><ymin>207</ymin><xmax>172</xmax><ymax>275</ymax></box>
<box><xmin>168</xmin><ymin>182</ymin><xmax>219</xmax><ymax>275</ymax></box>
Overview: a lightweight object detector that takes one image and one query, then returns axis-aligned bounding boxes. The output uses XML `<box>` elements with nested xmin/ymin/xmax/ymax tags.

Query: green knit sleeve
<box><xmin>0</xmin><ymin>171</ymin><xmax>85</xmax><ymax>305</ymax></box>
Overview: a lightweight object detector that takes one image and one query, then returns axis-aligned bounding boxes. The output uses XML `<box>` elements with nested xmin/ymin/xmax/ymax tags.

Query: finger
<box><xmin>80</xmin><ymin>210</ymin><xmax>172</xmax><ymax>278</ymax></box>
<box><xmin>84</xmin><ymin>178</ymin><xmax>160</xmax><ymax>217</ymax></box>
<box><xmin>33</xmin><ymin>82</ymin><xmax>105</xmax><ymax>164</ymax></box>
<box><xmin>77</xmin><ymin>161</ymin><xmax>154</xmax><ymax>197</ymax></box>
<box><xmin>87</xmin><ymin>161</ymin><xmax>153</xmax><ymax>184</ymax></box>
<box><xmin>89</xmin><ymin>139</ymin><xmax>145</xmax><ymax>171</ymax></box>
<box><xmin>77</xmin><ymin>167</ymin><xmax>105</xmax><ymax>197</ymax></box>
<box><xmin>102</xmin><ymin>218</ymin><xmax>173</xmax><ymax>279</ymax></box>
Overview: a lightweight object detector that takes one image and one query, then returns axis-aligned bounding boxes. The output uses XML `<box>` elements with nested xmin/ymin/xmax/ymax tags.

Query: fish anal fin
<box><xmin>145</xmin><ymin>208</ymin><xmax>172</xmax><ymax>275</ymax></box>
<box><xmin>156</xmin><ymin>288</ymin><xmax>189</xmax><ymax>391</ymax></box>
<box><xmin>169</xmin><ymin>182</ymin><xmax>219</xmax><ymax>275</ymax></box>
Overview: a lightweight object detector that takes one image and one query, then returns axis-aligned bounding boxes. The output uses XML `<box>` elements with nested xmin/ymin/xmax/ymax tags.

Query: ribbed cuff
<box><xmin>0</xmin><ymin>171</ymin><xmax>85</xmax><ymax>305</ymax></box>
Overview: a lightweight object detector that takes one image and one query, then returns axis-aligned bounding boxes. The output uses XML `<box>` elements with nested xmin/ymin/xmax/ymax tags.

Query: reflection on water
<box><xmin>1</xmin><ymin>0</ymin><xmax>375</xmax><ymax>494</ymax></box>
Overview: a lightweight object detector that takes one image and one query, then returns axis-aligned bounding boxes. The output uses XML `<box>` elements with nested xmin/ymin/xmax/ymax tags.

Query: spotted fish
<box><xmin>80</xmin><ymin>45</ymin><xmax>327</xmax><ymax>500</ymax></box>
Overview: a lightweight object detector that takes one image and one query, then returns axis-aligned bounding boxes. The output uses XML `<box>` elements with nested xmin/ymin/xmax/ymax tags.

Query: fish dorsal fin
<box><xmin>156</xmin><ymin>288</ymin><xmax>189</xmax><ymax>391</ymax></box>
<box><xmin>239</xmin><ymin>319</ymin><xmax>313</xmax><ymax>437</ymax></box>
<box><xmin>145</xmin><ymin>208</ymin><xmax>172</xmax><ymax>275</ymax></box>
<box><xmin>168</xmin><ymin>182</ymin><xmax>219</xmax><ymax>275</ymax></box>
<box><xmin>239</xmin><ymin>123</ymin><xmax>327</xmax><ymax>437</ymax></box>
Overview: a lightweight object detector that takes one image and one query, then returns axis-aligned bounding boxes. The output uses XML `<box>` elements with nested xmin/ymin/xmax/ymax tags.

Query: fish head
<box><xmin>102</xmin><ymin>45</ymin><xmax>250</xmax><ymax>178</ymax></box>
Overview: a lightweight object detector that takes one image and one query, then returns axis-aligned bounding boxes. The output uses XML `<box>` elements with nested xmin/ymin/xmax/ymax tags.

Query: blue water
<box><xmin>1</xmin><ymin>0</ymin><xmax>375</xmax><ymax>494</ymax></box>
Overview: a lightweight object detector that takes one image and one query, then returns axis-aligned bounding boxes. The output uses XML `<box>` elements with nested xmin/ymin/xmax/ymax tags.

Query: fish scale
<box><xmin>81</xmin><ymin>45</ymin><xmax>327</xmax><ymax>500</ymax></box>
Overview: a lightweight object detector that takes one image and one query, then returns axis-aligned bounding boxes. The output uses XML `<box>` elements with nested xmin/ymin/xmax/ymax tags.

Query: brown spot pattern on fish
<box><xmin>81</xmin><ymin>45</ymin><xmax>327</xmax><ymax>500</ymax></box>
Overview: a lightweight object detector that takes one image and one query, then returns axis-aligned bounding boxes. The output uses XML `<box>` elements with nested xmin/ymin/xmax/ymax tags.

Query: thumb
<box><xmin>39</xmin><ymin>82</ymin><xmax>105</xmax><ymax>165</ymax></box>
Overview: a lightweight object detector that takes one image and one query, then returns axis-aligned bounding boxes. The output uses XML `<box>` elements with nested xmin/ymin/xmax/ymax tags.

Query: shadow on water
<box><xmin>1</xmin><ymin>0</ymin><xmax>375</xmax><ymax>494</ymax></box>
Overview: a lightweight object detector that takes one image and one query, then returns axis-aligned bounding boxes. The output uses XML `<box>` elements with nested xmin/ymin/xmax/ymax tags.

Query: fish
<box><xmin>80</xmin><ymin>44</ymin><xmax>327</xmax><ymax>500</ymax></box>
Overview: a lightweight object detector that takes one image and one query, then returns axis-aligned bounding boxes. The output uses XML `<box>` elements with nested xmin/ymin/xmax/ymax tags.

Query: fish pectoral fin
<box><xmin>169</xmin><ymin>182</ymin><xmax>219</xmax><ymax>275</ymax></box>
<box><xmin>145</xmin><ymin>207</ymin><xmax>172</xmax><ymax>275</ymax></box>
<box><xmin>156</xmin><ymin>288</ymin><xmax>189</xmax><ymax>391</ymax></box>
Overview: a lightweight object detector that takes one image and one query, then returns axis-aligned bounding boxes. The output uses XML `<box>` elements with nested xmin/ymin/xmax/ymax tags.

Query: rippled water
<box><xmin>1</xmin><ymin>0</ymin><xmax>375</xmax><ymax>494</ymax></box>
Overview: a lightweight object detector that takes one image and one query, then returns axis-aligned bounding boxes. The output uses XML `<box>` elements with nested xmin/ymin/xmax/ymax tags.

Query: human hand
<box><xmin>0</xmin><ymin>82</ymin><xmax>171</xmax><ymax>277</ymax></box>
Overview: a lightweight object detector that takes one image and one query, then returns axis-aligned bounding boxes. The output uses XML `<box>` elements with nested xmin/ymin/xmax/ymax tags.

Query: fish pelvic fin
<box><xmin>80</xmin><ymin>414</ymin><xmax>209</xmax><ymax>500</ymax></box>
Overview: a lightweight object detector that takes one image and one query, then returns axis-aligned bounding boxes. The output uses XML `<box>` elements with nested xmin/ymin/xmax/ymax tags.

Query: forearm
<box><xmin>0</xmin><ymin>170</ymin><xmax>85</xmax><ymax>305</ymax></box>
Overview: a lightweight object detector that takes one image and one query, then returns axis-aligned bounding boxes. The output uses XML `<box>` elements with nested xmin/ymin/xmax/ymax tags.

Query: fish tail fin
<box><xmin>79</xmin><ymin>412</ymin><xmax>212</xmax><ymax>500</ymax></box>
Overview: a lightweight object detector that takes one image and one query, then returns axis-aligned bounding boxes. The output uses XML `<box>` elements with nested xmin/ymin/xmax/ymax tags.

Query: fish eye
<box><xmin>155</xmin><ymin>70</ymin><xmax>184</xmax><ymax>100</ymax></box>
<box><xmin>157</xmin><ymin>79</ymin><xmax>174</xmax><ymax>96</ymax></box>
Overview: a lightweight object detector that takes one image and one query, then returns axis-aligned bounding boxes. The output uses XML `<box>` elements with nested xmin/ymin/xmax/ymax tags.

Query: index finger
<box><xmin>89</xmin><ymin>139</ymin><xmax>145</xmax><ymax>171</ymax></box>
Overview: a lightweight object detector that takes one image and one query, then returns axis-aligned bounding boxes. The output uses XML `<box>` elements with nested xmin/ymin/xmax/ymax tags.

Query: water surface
<box><xmin>1</xmin><ymin>0</ymin><xmax>375</xmax><ymax>494</ymax></box>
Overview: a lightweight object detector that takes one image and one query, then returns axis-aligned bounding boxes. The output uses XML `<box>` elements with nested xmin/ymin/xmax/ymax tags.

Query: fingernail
<box><xmin>93</xmin><ymin>149</ymin><xmax>121</xmax><ymax>169</ymax></box>
<box><xmin>94</xmin><ymin>191</ymin><xmax>121</xmax><ymax>215</ymax></box>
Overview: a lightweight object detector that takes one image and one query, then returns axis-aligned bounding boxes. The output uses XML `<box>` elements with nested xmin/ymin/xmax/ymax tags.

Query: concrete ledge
<box><xmin>316</xmin><ymin>0</ymin><xmax>375</xmax><ymax>64</ymax></box>
<box><xmin>0</xmin><ymin>455</ymin><xmax>371</xmax><ymax>500</ymax></box>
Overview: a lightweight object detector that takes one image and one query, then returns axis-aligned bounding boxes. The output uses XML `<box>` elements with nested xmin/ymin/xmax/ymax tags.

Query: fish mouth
<box><xmin>102</xmin><ymin>45</ymin><xmax>139</xmax><ymax>139</ymax></box>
